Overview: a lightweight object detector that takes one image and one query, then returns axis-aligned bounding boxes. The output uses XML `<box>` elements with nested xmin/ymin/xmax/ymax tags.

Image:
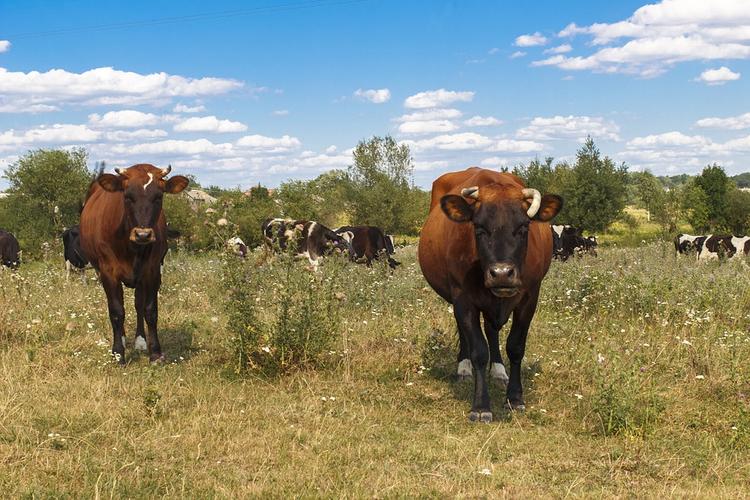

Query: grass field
<box><xmin>2</xmin><ymin>243</ymin><xmax>750</xmax><ymax>497</ymax></box>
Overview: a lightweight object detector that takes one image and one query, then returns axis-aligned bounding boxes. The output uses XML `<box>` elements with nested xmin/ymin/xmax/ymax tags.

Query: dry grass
<box><xmin>1</xmin><ymin>244</ymin><xmax>750</xmax><ymax>497</ymax></box>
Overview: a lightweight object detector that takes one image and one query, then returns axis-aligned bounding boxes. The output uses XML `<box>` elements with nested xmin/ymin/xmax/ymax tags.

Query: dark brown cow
<box><xmin>419</xmin><ymin>167</ymin><xmax>562</xmax><ymax>422</ymax></box>
<box><xmin>0</xmin><ymin>229</ymin><xmax>21</xmax><ymax>268</ymax></box>
<box><xmin>80</xmin><ymin>164</ymin><xmax>188</xmax><ymax>364</ymax></box>
<box><xmin>335</xmin><ymin>225</ymin><xmax>400</xmax><ymax>268</ymax></box>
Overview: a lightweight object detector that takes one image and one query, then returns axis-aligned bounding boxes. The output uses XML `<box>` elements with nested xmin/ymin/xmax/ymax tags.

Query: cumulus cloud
<box><xmin>516</xmin><ymin>115</ymin><xmax>620</xmax><ymax>141</ymax></box>
<box><xmin>489</xmin><ymin>139</ymin><xmax>544</xmax><ymax>153</ymax></box>
<box><xmin>535</xmin><ymin>0</ymin><xmax>750</xmax><ymax>77</ymax></box>
<box><xmin>404</xmin><ymin>132</ymin><xmax>542</xmax><ymax>154</ymax></box>
<box><xmin>398</xmin><ymin>120</ymin><xmax>458</xmax><ymax>135</ymax></box>
<box><xmin>404</xmin><ymin>89</ymin><xmax>474</xmax><ymax>109</ymax></box>
<box><xmin>544</xmin><ymin>44</ymin><xmax>573</xmax><ymax>54</ymax></box>
<box><xmin>0</xmin><ymin>66</ymin><xmax>243</xmax><ymax>112</ymax></box>
<box><xmin>464</xmin><ymin>115</ymin><xmax>503</xmax><ymax>127</ymax></box>
<box><xmin>236</xmin><ymin>134</ymin><xmax>301</xmax><ymax>152</ymax></box>
<box><xmin>515</xmin><ymin>32</ymin><xmax>548</xmax><ymax>47</ymax></box>
<box><xmin>354</xmin><ymin>88</ymin><xmax>391</xmax><ymax>103</ymax></box>
<box><xmin>626</xmin><ymin>131</ymin><xmax>710</xmax><ymax>148</ymax></box>
<box><xmin>89</xmin><ymin>110</ymin><xmax>161</xmax><ymax>128</ymax></box>
<box><xmin>0</xmin><ymin>124</ymin><xmax>101</xmax><ymax>151</ymax></box>
<box><xmin>0</xmin><ymin>41</ymin><xmax>10</xmax><ymax>53</ymax></box>
<box><xmin>173</xmin><ymin>103</ymin><xmax>206</xmax><ymax>113</ymax></box>
<box><xmin>695</xmin><ymin>66</ymin><xmax>741</xmax><ymax>85</ymax></box>
<box><xmin>173</xmin><ymin>116</ymin><xmax>248</xmax><ymax>133</ymax></box>
<box><xmin>696</xmin><ymin>111</ymin><xmax>750</xmax><ymax>129</ymax></box>
<box><xmin>395</xmin><ymin>108</ymin><xmax>462</xmax><ymax>122</ymax></box>
<box><xmin>104</xmin><ymin>129</ymin><xmax>169</xmax><ymax>141</ymax></box>
<box><xmin>272</xmin><ymin>109</ymin><xmax>290</xmax><ymax>116</ymax></box>
<box><xmin>510</xmin><ymin>51</ymin><xmax>527</xmax><ymax>59</ymax></box>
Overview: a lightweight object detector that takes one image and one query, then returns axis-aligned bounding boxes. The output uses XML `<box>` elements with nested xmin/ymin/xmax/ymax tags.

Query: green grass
<box><xmin>1</xmin><ymin>244</ymin><xmax>750</xmax><ymax>497</ymax></box>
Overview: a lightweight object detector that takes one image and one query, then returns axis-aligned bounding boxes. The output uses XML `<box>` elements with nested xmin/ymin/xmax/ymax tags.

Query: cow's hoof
<box><xmin>506</xmin><ymin>399</ymin><xmax>526</xmax><ymax>412</ymax></box>
<box><xmin>134</xmin><ymin>336</ymin><xmax>148</xmax><ymax>352</ymax></box>
<box><xmin>149</xmin><ymin>354</ymin><xmax>166</xmax><ymax>364</ymax></box>
<box><xmin>469</xmin><ymin>411</ymin><xmax>493</xmax><ymax>423</ymax></box>
<box><xmin>490</xmin><ymin>362</ymin><xmax>509</xmax><ymax>384</ymax></box>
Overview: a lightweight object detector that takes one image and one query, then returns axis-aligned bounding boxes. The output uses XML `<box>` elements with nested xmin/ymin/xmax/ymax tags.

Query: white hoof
<box><xmin>134</xmin><ymin>336</ymin><xmax>148</xmax><ymax>352</ymax></box>
<box><xmin>490</xmin><ymin>362</ymin><xmax>509</xmax><ymax>383</ymax></box>
<box><xmin>457</xmin><ymin>359</ymin><xmax>472</xmax><ymax>377</ymax></box>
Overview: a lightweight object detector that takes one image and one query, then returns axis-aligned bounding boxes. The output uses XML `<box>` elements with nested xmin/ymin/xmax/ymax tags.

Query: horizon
<box><xmin>1</xmin><ymin>0</ymin><xmax>750</xmax><ymax>190</ymax></box>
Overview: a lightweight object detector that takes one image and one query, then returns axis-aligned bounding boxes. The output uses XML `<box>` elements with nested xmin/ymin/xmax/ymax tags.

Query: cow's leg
<box><xmin>456</xmin><ymin>319</ymin><xmax>471</xmax><ymax>381</ymax></box>
<box><xmin>454</xmin><ymin>300</ymin><xmax>491</xmax><ymax>422</ymax></box>
<box><xmin>483</xmin><ymin>313</ymin><xmax>509</xmax><ymax>384</ymax></box>
<box><xmin>141</xmin><ymin>280</ymin><xmax>164</xmax><ymax>363</ymax></box>
<box><xmin>505</xmin><ymin>291</ymin><xmax>540</xmax><ymax>411</ymax></box>
<box><xmin>102</xmin><ymin>276</ymin><xmax>126</xmax><ymax>365</ymax></box>
<box><xmin>133</xmin><ymin>286</ymin><xmax>148</xmax><ymax>352</ymax></box>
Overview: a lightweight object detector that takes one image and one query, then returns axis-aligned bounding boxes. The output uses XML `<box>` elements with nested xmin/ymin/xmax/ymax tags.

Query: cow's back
<box><xmin>419</xmin><ymin>168</ymin><xmax>552</xmax><ymax>301</ymax></box>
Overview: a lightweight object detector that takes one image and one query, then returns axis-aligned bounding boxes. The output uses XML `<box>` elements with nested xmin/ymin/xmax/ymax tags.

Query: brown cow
<box><xmin>80</xmin><ymin>164</ymin><xmax>188</xmax><ymax>364</ymax></box>
<box><xmin>419</xmin><ymin>167</ymin><xmax>562</xmax><ymax>422</ymax></box>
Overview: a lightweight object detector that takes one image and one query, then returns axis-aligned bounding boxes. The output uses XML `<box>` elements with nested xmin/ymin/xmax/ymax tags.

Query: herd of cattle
<box><xmin>2</xmin><ymin>164</ymin><xmax>750</xmax><ymax>423</ymax></box>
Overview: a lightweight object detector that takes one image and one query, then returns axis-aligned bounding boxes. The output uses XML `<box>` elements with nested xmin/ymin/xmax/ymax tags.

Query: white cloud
<box><xmin>395</xmin><ymin>108</ymin><xmax>462</xmax><ymax>122</ymax></box>
<box><xmin>404</xmin><ymin>89</ymin><xmax>474</xmax><ymax>109</ymax></box>
<box><xmin>544</xmin><ymin>44</ymin><xmax>573</xmax><ymax>54</ymax></box>
<box><xmin>516</xmin><ymin>115</ymin><xmax>620</xmax><ymax>141</ymax></box>
<box><xmin>405</xmin><ymin>132</ymin><xmax>493</xmax><ymax>151</ymax></box>
<box><xmin>626</xmin><ymin>131</ymin><xmax>710</xmax><ymax>148</ymax></box>
<box><xmin>89</xmin><ymin>110</ymin><xmax>161</xmax><ymax>128</ymax></box>
<box><xmin>695</xmin><ymin>66</ymin><xmax>741</xmax><ymax>85</ymax></box>
<box><xmin>173</xmin><ymin>115</ymin><xmax>248</xmax><ymax>133</ymax></box>
<box><xmin>173</xmin><ymin>103</ymin><xmax>206</xmax><ymax>113</ymax></box>
<box><xmin>488</xmin><ymin>47</ymin><xmax>501</xmax><ymax>55</ymax></box>
<box><xmin>354</xmin><ymin>88</ymin><xmax>391</xmax><ymax>103</ymax></box>
<box><xmin>464</xmin><ymin>115</ymin><xmax>503</xmax><ymax>127</ymax></box>
<box><xmin>535</xmin><ymin>0</ymin><xmax>750</xmax><ymax>77</ymax></box>
<box><xmin>108</xmin><ymin>138</ymin><xmax>234</xmax><ymax>157</ymax></box>
<box><xmin>696</xmin><ymin>111</ymin><xmax>750</xmax><ymax>129</ymax></box>
<box><xmin>510</xmin><ymin>51</ymin><xmax>527</xmax><ymax>59</ymax></box>
<box><xmin>236</xmin><ymin>134</ymin><xmax>301</xmax><ymax>152</ymax></box>
<box><xmin>0</xmin><ymin>124</ymin><xmax>101</xmax><ymax>151</ymax></box>
<box><xmin>489</xmin><ymin>139</ymin><xmax>544</xmax><ymax>153</ymax></box>
<box><xmin>104</xmin><ymin>129</ymin><xmax>169</xmax><ymax>141</ymax></box>
<box><xmin>0</xmin><ymin>66</ymin><xmax>243</xmax><ymax>112</ymax></box>
<box><xmin>413</xmin><ymin>159</ymin><xmax>449</xmax><ymax>171</ymax></box>
<box><xmin>272</xmin><ymin>109</ymin><xmax>290</xmax><ymax>116</ymax></box>
<box><xmin>515</xmin><ymin>32</ymin><xmax>548</xmax><ymax>47</ymax></box>
<box><xmin>0</xmin><ymin>41</ymin><xmax>10</xmax><ymax>53</ymax></box>
<box><xmin>480</xmin><ymin>156</ymin><xmax>512</xmax><ymax>167</ymax></box>
<box><xmin>398</xmin><ymin>120</ymin><xmax>458</xmax><ymax>135</ymax></box>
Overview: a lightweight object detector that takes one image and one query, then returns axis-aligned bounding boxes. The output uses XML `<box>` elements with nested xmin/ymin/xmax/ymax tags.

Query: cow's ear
<box><xmin>98</xmin><ymin>174</ymin><xmax>123</xmax><ymax>192</ymax></box>
<box><xmin>534</xmin><ymin>194</ymin><xmax>563</xmax><ymax>222</ymax></box>
<box><xmin>441</xmin><ymin>194</ymin><xmax>473</xmax><ymax>223</ymax></box>
<box><xmin>165</xmin><ymin>175</ymin><xmax>189</xmax><ymax>194</ymax></box>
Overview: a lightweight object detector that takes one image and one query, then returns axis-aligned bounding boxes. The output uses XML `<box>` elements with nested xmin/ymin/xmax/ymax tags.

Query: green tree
<box><xmin>681</xmin><ymin>180</ymin><xmax>710</xmax><ymax>232</ymax></box>
<box><xmin>726</xmin><ymin>188</ymin><xmax>750</xmax><ymax>234</ymax></box>
<box><xmin>347</xmin><ymin>135</ymin><xmax>416</xmax><ymax>234</ymax></box>
<box><xmin>559</xmin><ymin>138</ymin><xmax>628</xmax><ymax>232</ymax></box>
<box><xmin>632</xmin><ymin>171</ymin><xmax>666</xmax><ymax>222</ymax></box>
<box><xmin>0</xmin><ymin>148</ymin><xmax>91</xmax><ymax>253</ymax></box>
<box><xmin>694</xmin><ymin>164</ymin><xmax>730</xmax><ymax>230</ymax></box>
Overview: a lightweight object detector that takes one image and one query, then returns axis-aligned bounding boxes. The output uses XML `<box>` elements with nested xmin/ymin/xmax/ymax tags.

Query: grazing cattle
<box><xmin>62</xmin><ymin>225</ymin><xmax>90</xmax><ymax>278</ymax></box>
<box><xmin>731</xmin><ymin>236</ymin><xmax>750</xmax><ymax>258</ymax></box>
<box><xmin>0</xmin><ymin>229</ymin><xmax>20</xmax><ymax>269</ymax></box>
<box><xmin>551</xmin><ymin>225</ymin><xmax>594</xmax><ymax>260</ymax></box>
<box><xmin>419</xmin><ymin>167</ymin><xmax>562</xmax><ymax>422</ymax></box>
<box><xmin>227</xmin><ymin>236</ymin><xmax>248</xmax><ymax>258</ymax></box>
<box><xmin>697</xmin><ymin>234</ymin><xmax>735</xmax><ymax>260</ymax></box>
<box><xmin>80</xmin><ymin>164</ymin><xmax>188</xmax><ymax>364</ymax></box>
<box><xmin>674</xmin><ymin>233</ymin><xmax>702</xmax><ymax>256</ymax></box>
<box><xmin>334</xmin><ymin>225</ymin><xmax>400</xmax><ymax>268</ymax></box>
<box><xmin>261</xmin><ymin>218</ymin><xmax>352</xmax><ymax>269</ymax></box>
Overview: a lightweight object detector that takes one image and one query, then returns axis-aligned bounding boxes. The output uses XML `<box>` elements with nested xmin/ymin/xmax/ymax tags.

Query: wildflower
<box><xmin>695</xmin><ymin>375</ymin><xmax>705</xmax><ymax>380</ymax></box>
<box><xmin>574</xmin><ymin>393</ymin><xmax>583</xmax><ymax>400</ymax></box>
<box><xmin>681</xmin><ymin>339</ymin><xmax>693</xmax><ymax>346</ymax></box>
<box><xmin>596</xmin><ymin>353</ymin><xmax>605</xmax><ymax>364</ymax></box>
<box><xmin>478</xmin><ymin>468</ymin><xmax>492</xmax><ymax>476</ymax></box>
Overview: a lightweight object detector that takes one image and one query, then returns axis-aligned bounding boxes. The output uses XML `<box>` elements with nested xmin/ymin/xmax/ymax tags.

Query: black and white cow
<box><xmin>334</xmin><ymin>225</ymin><xmax>400</xmax><ymax>269</ymax></box>
<box><xmin>730</xmin><ymin>236</ymin><xmax>750</xmax><ymax>258</ymax></box>
<box><xmin>62</xmin><ymin>225</ymin><xmax>90</xmax><ymax>278</ymax></box>
<box><xmin>551</xmin><ymin>225</ymin><xmax>596</xmax><ymax>261</ymax></box>
<box><xmin>227</xmin><ymin>236</ymin><xmax>248</xmax><ymax>258</ymax></box>
<box><xmin>261</xmin><ymin>218</ymin><xmax>352</xmax><ymax>269</ymax></box>
<box><xmin>674</xmin><ymin>233</ymin><xmax>703</xmax><ymax>256</ymax></box>
<box><xmin>0</xmin><ymin>229</ymin><xmax>20</xmax><ymax>269</ymax></box>
<box><xmin>697</xmin><ymin>234</ymin><xmax>750</xmax><ymax>260</ymax></box>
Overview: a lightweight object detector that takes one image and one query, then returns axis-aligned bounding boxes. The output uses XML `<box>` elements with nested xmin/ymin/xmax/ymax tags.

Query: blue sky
<box><xmin>1</xmin><ymin>0</ymin><xmax>749</xmax><ymax>189</ymax></box>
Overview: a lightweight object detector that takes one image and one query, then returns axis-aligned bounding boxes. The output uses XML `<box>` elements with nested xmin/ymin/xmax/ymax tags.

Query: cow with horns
<box><xmin>80</xmin><ymin>164</ymin><xmax>188</xmax><ymax>364</ymax></box>
<box><xmin>419</xmin><ymin>167</ymin><xmax>562</xmax><ymax>422</ymax></box>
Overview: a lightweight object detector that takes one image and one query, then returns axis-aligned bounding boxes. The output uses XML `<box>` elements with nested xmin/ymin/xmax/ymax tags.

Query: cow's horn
<box><xmin>114</xmin><ymin>167</ymin><xmax>126</xmax><ymax>176</ymax></box>
<box><xmin>522</xmin><ymin>188</ymin><xmax>541</xmax><ymax>218</ymax></box>
<box><xmin>461</xmin><ymin>186</ymin><xmax>479</xmax><ymax>199</ymax></box>
<box><xmin>160</xmin><ymin>164</ymin><xmax>172</xmax><ymax>177</ymax></box>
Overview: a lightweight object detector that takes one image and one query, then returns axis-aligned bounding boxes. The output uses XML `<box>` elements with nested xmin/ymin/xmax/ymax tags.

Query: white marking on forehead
<box><xmin>144</xmin><ymin>173</ymin><xmax>154</xmax><ymax>191</ymax></box>
<box><xmin>552</xmin><ymin>225</ymin><xmax>564</xmax><ymax>237</ymax></box>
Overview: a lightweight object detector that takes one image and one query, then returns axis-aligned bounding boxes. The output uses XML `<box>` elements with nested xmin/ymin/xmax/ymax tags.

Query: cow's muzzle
<box><xmin>130</xmin><ymin>227</ymin><xmax>156</xmax><ymax>245</ymax></box>
<box><xmin>485</xmin><ymin>262</ymin><xmax>521</xmax><ymax>297</ymax></box>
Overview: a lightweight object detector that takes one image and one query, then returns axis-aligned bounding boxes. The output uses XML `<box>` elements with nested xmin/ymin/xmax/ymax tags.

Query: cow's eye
<box><xmin>474</xmin><ymin>226</ymin><xmax>488</xmax><ymax>237</ymax></box>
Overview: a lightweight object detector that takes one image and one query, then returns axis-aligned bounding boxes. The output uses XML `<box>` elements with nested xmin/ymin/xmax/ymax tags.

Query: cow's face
<box><xmin>441</xmin><ymin>185</ymin><xmax>562</xmax><ymax>297</ymax></box>
<box><xmin>98</xmin><ymin>164</ymin><xmax>189</xmax><ymax>245</ymax></box>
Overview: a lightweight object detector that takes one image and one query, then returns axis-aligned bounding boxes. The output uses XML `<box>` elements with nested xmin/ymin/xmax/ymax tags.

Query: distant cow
<box><xmin>730</xmin><ymin>236</ymin><xmax>750</xmax><ymax>258</ymax></box>
<box><xmin>697</xmin><ymin>234</ymin><xmax>749</xmax><ymax>260</ymax></box>
<box><xmin>419</xmin><ymin>167</ymin><xmax>562</xmax><ymax>422</ymax></box>
<box><xmin>674</xmin><ymin>233</ymin><xmax>703</xmax><ymax>256</ymax></box>
<box><xmin>261</xmin><ymin>218</ymin><xmax>352</xmax><ymax>269</ymax></box>
<box><xmin>335</xmin><ymin>225</ymin><xmax>400</xmax><ymax>269</ymax></box>
<box><xmin>0</xmin><ymin>229</ymin><xmax>20</xmax><ymax>269</ymax></box>
<box><xmin>227</xmin><ymin>236</ymin><xmax>248</xmax><ymax>258</ymax></box>
<box><xmin>80</xmin><ymin>164</ymin><xmax>188</xmax><ymax>364</ymax></box>
<box><xmin>551</xmin><ymin>225</ymin><xmax>595</xmax><ymax>260</ymax></box>
<box><xmin>62</xmin><ymin>225</ymin><xmax>89</xmax><ymax>277</ymax></box>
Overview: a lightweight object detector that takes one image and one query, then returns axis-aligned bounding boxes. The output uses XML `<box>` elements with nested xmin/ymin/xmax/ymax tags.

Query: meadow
<box><xmin>1</xmin><ymin>243</ymin><xmax>750</xmax><ymax>497</ymax></box>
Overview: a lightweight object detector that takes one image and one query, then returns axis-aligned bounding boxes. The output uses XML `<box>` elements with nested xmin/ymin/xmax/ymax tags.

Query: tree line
<box><xmin>2</xmin><ymin>136</ymin><xmax>749</xmax><ymax>256</ymax></box>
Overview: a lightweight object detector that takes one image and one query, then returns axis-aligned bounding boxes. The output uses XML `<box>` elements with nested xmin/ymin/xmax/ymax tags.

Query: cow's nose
<box><xmin>134</xmin><ymin>228</ymin><xmax>154</xmax><ymax>243</ymax></box>
<box><xmin>485</xmin><ymin>262</ymin><xmax>520</xmax><ymax>292</ymax></box>
<box><xmin>488</xmin><ymin>263</ymin><xmax>515</xmax><ymax>280</ymax></box>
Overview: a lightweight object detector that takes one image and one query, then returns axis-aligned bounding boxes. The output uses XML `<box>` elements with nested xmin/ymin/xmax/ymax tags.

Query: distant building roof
<box><xmin>184</xmin><ymin>189</ymin><xmax>217</xmax><ymax>204</ymax></box>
